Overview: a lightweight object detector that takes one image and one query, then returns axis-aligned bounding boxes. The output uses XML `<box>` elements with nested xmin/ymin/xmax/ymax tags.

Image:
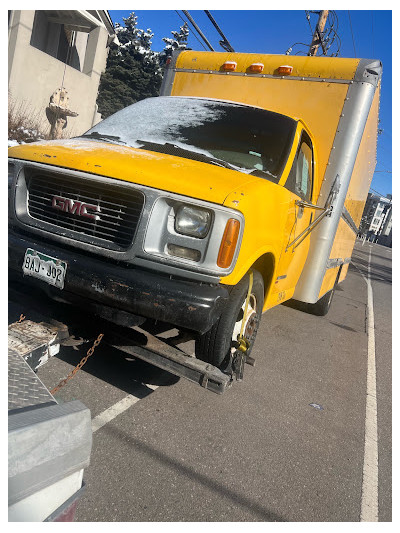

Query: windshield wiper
<box><xmin>79</xmin><ymin>132</ymin><xmax>126</xmax><ymax>144</ymax></box>
<box><xmin>136</xmin><ymin>140</ymin><xmax>237</xmax><ymax>171</ymax></box>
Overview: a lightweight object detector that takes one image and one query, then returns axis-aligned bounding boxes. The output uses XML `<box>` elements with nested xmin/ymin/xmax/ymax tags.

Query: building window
<box><xmin>30</xmin><ymin>11</ymin><xmax>88</xmax><ymax>72</ymax></box>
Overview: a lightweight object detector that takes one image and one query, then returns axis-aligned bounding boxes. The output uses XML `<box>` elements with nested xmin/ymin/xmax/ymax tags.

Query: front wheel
<box><xmin>195</xmin><ymin>271</ymin><xmax>264</xmax><ymax>369</ymax></box>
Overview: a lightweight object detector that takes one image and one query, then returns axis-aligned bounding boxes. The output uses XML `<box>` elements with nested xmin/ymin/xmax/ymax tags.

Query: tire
<box><xmin>195</xmin><ymin>270</ymin><xmax>264</xmax><ymax>368</ymax></box>
<box><xmin>287</xmin><ymin>266</ymin><xmax>341</xmax><ymax>317</ymax></box>
<box><xmin>287</xmin><ymin>288</ymin><xmax>335</xmax><ymax>316</ymax></box>
<box><xmin>303</xmin><ymin>265</ymin><xmax>342</xmax><ymax>317</ymax></box>
<box><xmin>304</xmin><ymin>288</ymin><xmax>335</xmax><ymax>316</ymax></box>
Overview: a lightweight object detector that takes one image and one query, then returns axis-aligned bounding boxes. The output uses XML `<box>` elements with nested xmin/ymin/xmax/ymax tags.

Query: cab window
<box><xmin>284</xmin><ymin>131</ymin><xmax>313</xmax><ymax>202</ymax></box>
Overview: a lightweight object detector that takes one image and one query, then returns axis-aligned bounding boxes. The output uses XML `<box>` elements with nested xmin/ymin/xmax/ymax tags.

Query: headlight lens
<box><xmin>175</xmin><ymin>205</ymin><xmax>211</xmax><ymax>239</ymax></box>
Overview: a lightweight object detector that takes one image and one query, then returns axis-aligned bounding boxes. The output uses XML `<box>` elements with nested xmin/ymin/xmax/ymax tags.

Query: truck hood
<box><xmin>8</xmin><ymin>139</ymin><xmax>260</xmax><ymax>206</ymax></box>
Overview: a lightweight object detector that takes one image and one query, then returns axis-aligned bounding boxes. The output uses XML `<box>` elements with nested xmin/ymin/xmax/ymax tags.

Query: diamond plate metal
<box><xmin>8</xmin><ymin>349</ymin><xmax>56</xmax><ymax>411</ymax></box>
<box><xmin>8</xmin><ymin>320</ymin><xmax>60</xmax><ymax>372</ymax></box>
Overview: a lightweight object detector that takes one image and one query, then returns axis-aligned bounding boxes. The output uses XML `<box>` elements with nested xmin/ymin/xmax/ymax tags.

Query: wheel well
<box><xmin>252</xmin><ymin>253</ymin><xmax>275</xmax><ymax>299</ymax></box>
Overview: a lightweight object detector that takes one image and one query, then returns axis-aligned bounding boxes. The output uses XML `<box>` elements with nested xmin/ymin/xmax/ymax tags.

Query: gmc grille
<box><xmin>26</xmin><ymin>173</ymin><xmax>144</xmax><ymax>250</ymax></box>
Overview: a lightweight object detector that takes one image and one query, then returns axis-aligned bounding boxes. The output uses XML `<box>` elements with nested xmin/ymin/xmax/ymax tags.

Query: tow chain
<box><xmin>50</xmin><ymin>333</ymin><xmax>104</xmax><ymax>395</ymax></box>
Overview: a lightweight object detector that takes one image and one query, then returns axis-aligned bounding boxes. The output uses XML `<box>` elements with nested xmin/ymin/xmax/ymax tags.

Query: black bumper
<box><xmin>8</xmin><ymin>230</ymin><xmax>229</xmax><ymax>334</ymax></box>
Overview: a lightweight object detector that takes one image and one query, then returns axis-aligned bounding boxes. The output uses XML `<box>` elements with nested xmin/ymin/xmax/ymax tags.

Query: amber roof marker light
<box><xmin>222</xmin><ymin>61</ymin><xmax>237</xmax><ymax>72</ymax></box>
<box><xmin>277</xmin><ymin>65</ymin><xmax>293</xmax><ymax>75</ymax></box>
<box><xmin>249</xmin><ymin>63</ymin><xmax>264</xmax><ymax>73</ymax></box>
<box><xmin>217</xmin><ymin>219</ymin><xmax>240</xmax><ymax>268</ymax></box>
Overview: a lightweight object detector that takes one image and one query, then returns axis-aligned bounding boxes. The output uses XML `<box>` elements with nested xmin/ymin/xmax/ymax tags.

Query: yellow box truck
<box><xmin>8</xmin><ymin>51</ymin><xmax>381</xmax><ymax>388</ymax></box>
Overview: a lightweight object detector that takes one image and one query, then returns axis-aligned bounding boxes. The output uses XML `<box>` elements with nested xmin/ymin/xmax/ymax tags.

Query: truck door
<box><xmin>274</xmin><ymin>130</ymin><xmax>315</xmax><ymax>296</ymax></box>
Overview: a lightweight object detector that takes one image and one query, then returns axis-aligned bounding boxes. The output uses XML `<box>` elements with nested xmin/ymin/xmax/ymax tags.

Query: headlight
<box><xmin>175</xmin><ymin>205</ymin><xmax>211</xmax><ymax>239</ymax></box>
<box><xmin>144</xmin><ymin>195</ymin><xmax>244</xmax><ymax>276</ymax></box>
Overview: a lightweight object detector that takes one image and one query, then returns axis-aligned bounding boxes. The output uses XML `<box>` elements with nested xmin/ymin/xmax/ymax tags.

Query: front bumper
<box><xmin>8</xmin><ymin>230</ymin><xmax>230</xmax><ymax>334</ymax></box>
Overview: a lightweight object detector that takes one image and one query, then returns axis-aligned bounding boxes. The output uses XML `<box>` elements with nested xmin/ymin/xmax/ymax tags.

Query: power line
<box><xmin>287</xmin><ymin>10</ymin><xmax>340</xmax><ymax>57</ymax></box>
<box><xmin>182</xmin><ymin>10</ymin><xmax>214</xmax><ymax>51</ymax></box>
<box><xmin>204</xmin><ymin>10</ymin><xmax>234</xmax><ymax>52</ymax></box>
<box><xmin>305</xmin><ymin>10</ymin><xmax>313</xmax><ymax>35</ymax></box>
<box><xmin>285</xmin><ymin>42</ymin><xmax>310</xmax><ymax>55</ymax></box>
<box><xmin>175</xmin><ymin>10</ymin><xmax>207</xmax><ymax>51</ymax></box>
<box><xmin>370</xmin><ymin>187</ymin><xmax>391</xmax><ymax>198</ymax></box>
<box><xmin>348</xmin><ymin>11</ymin><xmax>357</xmax><ymax>58</ymax></box>
<box><xmin>324</xmin><ymin>11</ymin><xmax>341</xmax><ymax>56</ymax></box>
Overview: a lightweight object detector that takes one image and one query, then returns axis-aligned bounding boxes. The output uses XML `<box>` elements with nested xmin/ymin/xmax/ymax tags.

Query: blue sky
<box><xmin>109</xmin><ymin>10</ymin><xmax>392</xmax><ymax>197</ymax></box>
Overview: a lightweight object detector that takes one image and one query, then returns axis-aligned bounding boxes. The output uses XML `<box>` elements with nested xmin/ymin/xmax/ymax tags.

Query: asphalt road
<box><xmin>8</xmin><ymin>240</ymin><xmax>391</xmax><ymax>522</ymax></box>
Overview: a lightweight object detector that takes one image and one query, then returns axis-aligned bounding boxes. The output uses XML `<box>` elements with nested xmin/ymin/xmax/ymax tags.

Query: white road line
<box><xmin>353</xmin><ymin>246</ymin><xmax>379</xmax><ymax>521</ymax></box>
<box><xmin>92</xmin><ymin>384</ymin><xmax>159</xmax><ymax>433</ymax></box>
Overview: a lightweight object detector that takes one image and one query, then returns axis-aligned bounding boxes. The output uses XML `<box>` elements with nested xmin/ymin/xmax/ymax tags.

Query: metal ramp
<box><xmin>107</xmin><ymin>326</ymin><xmax>233</xmax><ymax>394</ymax></box>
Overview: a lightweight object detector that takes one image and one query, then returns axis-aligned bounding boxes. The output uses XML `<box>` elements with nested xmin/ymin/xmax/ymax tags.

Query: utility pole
<box><xmin>308</xmin><ymin>10</ymin><xmax>329</xmax><ymax>56</ymax></box>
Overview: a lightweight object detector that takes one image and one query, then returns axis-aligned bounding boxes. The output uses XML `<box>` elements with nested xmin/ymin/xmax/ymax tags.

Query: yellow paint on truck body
<box><xmin>8</xmin><ymin>139</ymin><xmax>260</xmax><ymax>206</ymax></box>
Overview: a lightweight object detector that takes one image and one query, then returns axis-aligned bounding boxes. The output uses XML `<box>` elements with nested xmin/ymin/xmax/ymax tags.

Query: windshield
<box><xmin>80</xmin><ymin>97</ymin><xmax>297</xmax><ymax>182</ymax></box>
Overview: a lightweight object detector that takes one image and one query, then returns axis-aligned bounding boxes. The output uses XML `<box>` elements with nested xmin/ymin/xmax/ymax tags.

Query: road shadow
<box><xmin>353</xmin><ymin>246</ymin><xmax>392</xmax><ymax>263</ymax></box>
<box><xmin>9</xmin><ymin>281</ymin><xmax>182</xmax><ymax>392</ymax></box>
<box><xmin>83</xmin><ymin>422</ymin><xmax>287</xmax><ymax>522</ymax></box>
<box><xmin>349</xmin><ymin>257</ymin><xmax>392</xmax><ymax>284</ymax></box>
<box><xmin>55</xmin><ymin>341</ymin><xmax>181</xmax><ymax>393</ymax></box>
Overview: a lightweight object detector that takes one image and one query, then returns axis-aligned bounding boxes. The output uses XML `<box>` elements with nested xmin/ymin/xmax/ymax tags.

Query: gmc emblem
<box><xmin>51</xmin><ymin>196</ymin><xmax>100</xmax><ymax>221</ymax></box>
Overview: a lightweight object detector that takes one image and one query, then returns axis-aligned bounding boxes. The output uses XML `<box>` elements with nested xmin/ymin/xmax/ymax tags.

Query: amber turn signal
<box><xmin>222</xmin><ymin>61</ymin><xmax>237</xmax><ymax>72</ymax></box>
<box><xmin>217</xmin><ymin>219</ymin><xmax>240</xmax><ymax>268</ymax></box>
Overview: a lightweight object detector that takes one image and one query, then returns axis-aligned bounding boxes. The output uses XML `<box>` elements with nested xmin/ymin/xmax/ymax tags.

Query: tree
<box><xmin>97</xmin><ymin>13</ymin><xmax>162</xmax><ymax>118</ymax></box>
<box><xmin>160</xmin><ymin>22</ymin><xmax>189</xmax><ymax>66</ymax></box>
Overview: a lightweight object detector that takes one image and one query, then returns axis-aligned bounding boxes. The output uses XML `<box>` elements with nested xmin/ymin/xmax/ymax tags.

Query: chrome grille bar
<box><xmin>26</xmin><ymin>174</ymin><xmax>144</xmax><ymax>250</ymax></box>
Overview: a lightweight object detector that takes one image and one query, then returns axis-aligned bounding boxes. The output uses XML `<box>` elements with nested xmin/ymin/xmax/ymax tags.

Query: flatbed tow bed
<box><xmin>8</xmin><ymin>320</ymin><xmax>92</xmax><ymax>522</ymax></box>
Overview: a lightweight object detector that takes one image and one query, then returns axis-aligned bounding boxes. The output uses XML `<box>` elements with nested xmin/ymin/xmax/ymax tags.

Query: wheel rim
<box><xmin>231</xmin><ymin>294</ymin><xmax>257</xmax><ymax>352</ymax></box>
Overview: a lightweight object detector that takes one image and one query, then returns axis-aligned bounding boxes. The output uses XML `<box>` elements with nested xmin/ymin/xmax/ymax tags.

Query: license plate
<box><xmin>22</xmin><ymin>248</ymin><xmax>67</xmax><ymax>289</ymax></box>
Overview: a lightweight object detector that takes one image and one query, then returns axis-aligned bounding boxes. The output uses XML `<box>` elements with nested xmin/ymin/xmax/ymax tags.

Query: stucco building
<box><xmin>8</xmin><ymin>10</ymin><xmax>116</xmax><ymax>138</ymax></box>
